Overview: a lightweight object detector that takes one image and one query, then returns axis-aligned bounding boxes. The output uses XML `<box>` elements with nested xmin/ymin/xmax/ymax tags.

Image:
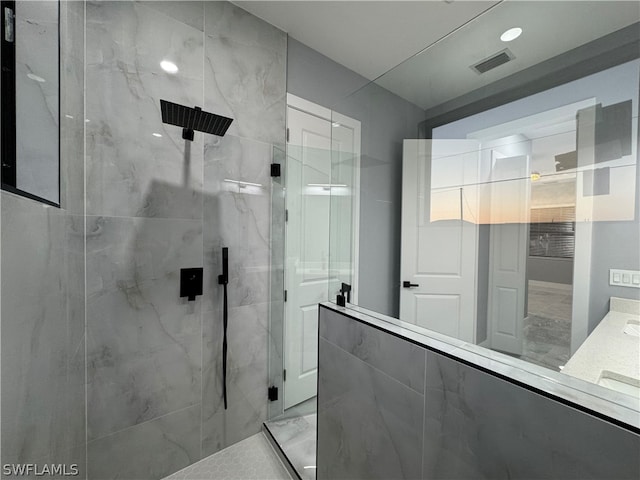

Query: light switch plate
<box><xmin>609</xmin><ymin>269</ymin><xmax>640</xmax><ymax>288</ymax></box>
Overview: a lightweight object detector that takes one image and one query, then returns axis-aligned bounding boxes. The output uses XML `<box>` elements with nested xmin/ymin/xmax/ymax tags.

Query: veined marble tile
<box><xmin>85</xmin><ymin>64</ymin><xmax>205</xmax><ymax>218</ymax></box>
<box><xmin>266</xmin><ymin>415</ymin><xmax>315</xmax><ymax>447</ymax></box>
<box><xmin>87</xmin><ymin>1</ymin><xmax>204</xmax><ymax>80</ymax></box>
<box><xmin>88</xmin><ymin>404</ymin><xmax>201</xmax><ymax>480</ymax></box>
<box><xmin>202</xmin><ymin>303</ymin><xmax>270</xmax><ymax>414</ymax></box>
<box><xmin>424</xmin><ymin>350</ymin><xmax>640</xmax><ymax>480</ymax></box>
<box><xmin>1</xmin><ymin>194</ymin><xmax>83</xmax><ymax>464</ymax></box>
<box><xmin>205</xmin><ymin>1</ymin><xmax>285</xmax><ymax>49</ymax></box>
<box><xmin>61</xmin><ymin>214</ymin><xmax>87</xmax><ymax>462</ymax></box>
<box><xmin>14</xmin><ymin>1</ymin><xmax>60</xmax><ymax>204</ymax></box>
<box><xmin>203</xmin><ymin>3</ymin><xmax>286</xmax><ymax>145</ymax></box>
<box><xmin>202</xmin><ymin>134</ymin><xmax>272</xmax><ymax>312</ymax></box>
<box><xmin>60</xmin><ymin>0</ymin><xmax>85</xmax><ymax>214</ymax></box>
<box><xmin>204</xmin><ymin>133</ymin><xmax>273</xmax><ymax>192</ymax></box>
<box><xmin>320</xmin><ymin>306</ymin><xmax>426</xmax><ymax>393</ymax></box>
<box><xmin>201</xmin><ymin>375</ymin><xmax>269</xmax><ymax>459</ymax></box>
<box><xmin>88</xmin><ymin>334</ymin><xmax>201</xmax><ymax>442</ymax></box>
<box><xmin>201</xmin><ymin>303</ymin><xmax>270</xmax><ymax>456</ymax></box>
<box><xmin>317</xmin><ymin>338</ymin><xmax>424</xmax><ymax>480</ymax></box>
<box><xmin>201</xmin><ymin>358</ymin><xmax>269</xmax><ymax>458</ymax></box>
<box><xmin>86</xmin><ymin>216</ymin><xmax>203</xmax><ymax>440</ymax></box>
<box><xmin>65</xmin><ymin>214</ymin><xmax>86</xmax><ymax>369</ymax></box>
<box><xmin>86</xmin><ymin>0</ymin><xmax>205</xmax><ymax>219</ymax></box>
<box><xmin>137</xmin><ymin>1</ymin><xmax>205</xmax><ymax>32</ymax></box>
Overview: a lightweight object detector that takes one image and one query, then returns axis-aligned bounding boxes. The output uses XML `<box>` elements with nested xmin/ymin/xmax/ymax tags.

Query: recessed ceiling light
<box><xmin>27</xmin><ymin>73</ymin><xmax>45</xmax><ymax>82</ymax></box>
<box><xmin>152</xmin><ymin>132</ymin><xmax>162</xmax><ymax>137</ymax></box>
<box><xmin>160</xmin><ymin>60</ymin><xmax>179</xmax><ymax>74</ymax></box>
<box><xmin>500</xmin><ymin>27</ymin><xmax>522</xmax><ymax>42</ymax></box>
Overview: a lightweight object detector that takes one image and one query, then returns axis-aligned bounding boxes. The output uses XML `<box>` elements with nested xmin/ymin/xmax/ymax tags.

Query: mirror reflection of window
<box><xmin>424</xmin><ymin>59</ymin><xmax>638</xmax><ymax>383</ymax></box>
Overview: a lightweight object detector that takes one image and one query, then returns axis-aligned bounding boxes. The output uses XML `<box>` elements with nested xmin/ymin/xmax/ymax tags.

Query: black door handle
<box><xmin>403</xmin><ymin>281</ymin><xmax>419</xmax><ymax>288</ymax></box>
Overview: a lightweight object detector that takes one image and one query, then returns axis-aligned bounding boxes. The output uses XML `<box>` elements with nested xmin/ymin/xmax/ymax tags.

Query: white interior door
<box><xmin>284</xmin><ymin>95</ymin><xmax>360</xmax><ymax>409</ymax></box>
<box><xmin>285</xmin><ymin>106</ymin><xmax>331</xmax><ymax>409</ymax></box>
<box><xmin>487</xmin><ymin>152</ymin><xmax>530</xmax><ymax>355</ymax></box>
<box><xmin>400</xmin><ymin>139</ymin><xmax>479</xmax><ymax>342</ymax></box>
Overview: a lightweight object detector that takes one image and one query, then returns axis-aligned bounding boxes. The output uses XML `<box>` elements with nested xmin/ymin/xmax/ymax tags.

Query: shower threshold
<box><xmin>263</xmin><ymin>408</ymin><xmax>317</xmax><ymax>480</ymax></box>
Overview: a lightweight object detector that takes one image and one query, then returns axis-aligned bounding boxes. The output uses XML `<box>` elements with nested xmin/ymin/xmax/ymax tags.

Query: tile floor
<box><xmin>276</xmin><ymin>397</ymin><xmax>317</xmax><ymax>421</ymax></box>
<box><xmin>521</xmin><ymin>280</ymin><xmax>573</xmax><ymax>371</ymax></box>
<box><xmin>164</xmin><ymin>433</ymin><xmax>292</xmax><ymax>480</ymax></box>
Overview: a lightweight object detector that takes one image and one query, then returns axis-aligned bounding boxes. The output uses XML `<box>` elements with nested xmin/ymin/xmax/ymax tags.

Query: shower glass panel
<box><xmin>328</xmin><ymin>113</ymin><xmax>361</xmax><ymax>306</ymax></box>
<box><xmin>329</xmin><ymin>0</ymin><xmax>639</xmax><ymax>420</ymax></box>
<box><xmin>268</xmin><ymin>144</ymin><xmax>287</xmax><ymax>421</ymax></box>
<box><xmin>266</xmin><ymin>142</ymin><xmax>332</xmax><ymax>479</ymax></box>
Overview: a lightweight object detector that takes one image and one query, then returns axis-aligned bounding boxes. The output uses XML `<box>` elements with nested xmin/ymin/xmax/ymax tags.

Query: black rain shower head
<box><xmin>160</xmin><ymin>99</ymin><xmax>233</xmax><ymax>141</ymax></box>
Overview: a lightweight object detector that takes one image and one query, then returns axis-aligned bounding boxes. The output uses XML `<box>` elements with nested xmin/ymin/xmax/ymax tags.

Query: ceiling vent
<box><xmin>471</xmin><ymin>49</ymin><xmax>514</xmax><ymax>74</ymax></box>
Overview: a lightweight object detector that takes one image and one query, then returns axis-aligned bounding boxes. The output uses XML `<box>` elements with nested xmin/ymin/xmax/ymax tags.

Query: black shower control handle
<box><xmin>180</xmin><ymin>267</ymin><xmax>203</xmax><ymax>301</ymax></box>
<box><xmin>218</xmin><ymin>247</ymin><xmax>229</xmax><ymax>285</ymax></box>
<box><xmin>403</xmin><ymin>281</ymin><xmax>419</xmax><ymax>288</ymax></box>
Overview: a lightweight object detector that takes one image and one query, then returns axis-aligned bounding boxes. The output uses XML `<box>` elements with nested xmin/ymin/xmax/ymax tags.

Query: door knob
<box><xmin>403</xmin><ymin>281</ymin><xmax>419</xmax><ymax>288</ymax></box>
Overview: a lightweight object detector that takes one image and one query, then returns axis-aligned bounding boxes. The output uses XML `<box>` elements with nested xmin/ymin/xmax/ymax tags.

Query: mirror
<box><xmin>329</xmin><ymin>1</ymin><xmax>639</xmax><ymax>407</ymax></box>
<box><xmin>1</xmin><ymin>0</ymin><xmax>60</xmax><ymax>206</ymax></box>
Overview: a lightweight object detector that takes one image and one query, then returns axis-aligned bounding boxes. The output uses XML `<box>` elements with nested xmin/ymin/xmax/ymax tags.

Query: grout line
<box><xmin>319</xmin><ymin>337</ymin><xmax>426</xmax><ymax>397</ymax></box>
<box><xmin>82</xmin><ymin>213</ymin><xmax>204</xmax><ymax>221</ymax></box>
<box><xmin>87</xmin><ymin>403</ymin><xmax>201</xmax><ymax>446</ymax></box>
<box><xmin>83</xmin><ymin>0</ymin><xmax>88</xmax><ymax>476</ymax></box>
<box><xmin>320</xmin><ymin>329</ymin><xmax>426</xmax><ymax>395</ymax></box>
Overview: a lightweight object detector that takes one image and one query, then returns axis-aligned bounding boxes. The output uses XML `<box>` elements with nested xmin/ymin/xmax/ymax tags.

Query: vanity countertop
<box><xmin>563</xmin><ymin>297</ymin><xmax>640</xmax><ymax>392</ymax></box>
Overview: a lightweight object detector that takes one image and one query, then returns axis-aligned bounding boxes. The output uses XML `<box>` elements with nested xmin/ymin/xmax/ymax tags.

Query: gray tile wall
<box><xmin>318</xmin><ymin>306</ymin><xmax>640</xmax><ymax>480</ymax></box>
<box><xmin>84</xmin><ymin>1</ymin><xmax>285</xmax><ymax>478</ymax></box>
<box><xmin>1</xmin><ymin>0</ymin><xmax>86</xmax><ymax>477</ymax></box>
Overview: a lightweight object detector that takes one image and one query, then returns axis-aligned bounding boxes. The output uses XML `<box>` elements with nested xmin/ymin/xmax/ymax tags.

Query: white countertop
<box><xmin>562</xmin><ymin>297</ymin><xmax>640</xmax><ymax>401</ymax></box>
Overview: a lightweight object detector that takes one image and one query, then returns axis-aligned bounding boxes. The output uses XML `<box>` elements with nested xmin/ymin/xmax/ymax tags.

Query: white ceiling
<box><xmin>375</xmin><ymin>1</ymin><xmax>640</xmax><ymax>109</ymax></box>
<box><xmin>234</xmin><ymin>0</ymin><xmax>499</xmax><ymax>80</ymax></box>
<box><xmin>235</xmin><ymin>1</ymin><xmax>640</xmax><ymax>110</ymax></box>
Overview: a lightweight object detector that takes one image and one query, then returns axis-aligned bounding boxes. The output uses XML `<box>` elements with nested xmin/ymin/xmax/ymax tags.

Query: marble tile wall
<box><xmin>84</xmin><ymin>1</ymin><xmax>285</xmax><ymax>478</ymax></box>
<box><xmin>318</xmin><ymin>305</ymin><xmax>640</xmax><ymax>480</ymax></box>
<box><xmin>1</xmin><ymin>0</ymin><xmax>86</xmax><ymax>477</ymax></box>
<box><xmin>14</xmin><ymin>1</ymin><xmax>60</xmax><ymax>204</ymax></box>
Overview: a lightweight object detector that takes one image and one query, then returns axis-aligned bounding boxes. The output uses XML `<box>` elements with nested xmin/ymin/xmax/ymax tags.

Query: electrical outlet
<box><xmin>609</xmin><ymin>269</ymin><xmax>640</xmax><ymax>288</ymax></box>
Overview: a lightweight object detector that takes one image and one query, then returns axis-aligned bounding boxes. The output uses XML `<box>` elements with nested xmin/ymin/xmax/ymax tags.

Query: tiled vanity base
<box><xmin>317</xmin><ymin>303</ymin><xmax>640</xmax><ymax>480</ymax></box>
